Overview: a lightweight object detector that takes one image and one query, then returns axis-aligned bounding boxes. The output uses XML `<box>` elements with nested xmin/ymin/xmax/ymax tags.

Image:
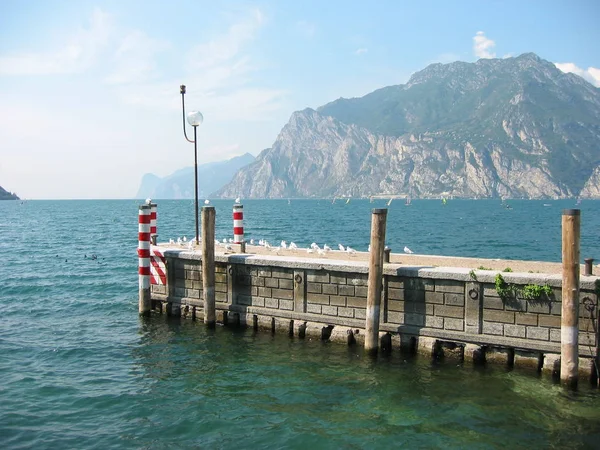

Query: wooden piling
<box><xmin>561</xmin><ymin>209</ymin><xmax>580</xmax><ymax>386</ymax></box>
<box><xmin>365</xmin><ymin>208</ymin><xmax>388</xmax><ymax>354</ymax></box>
<box><xmin>202</xmin><ymin>206</ymin><xmax>216</xmax><ymax>327</ymax></box>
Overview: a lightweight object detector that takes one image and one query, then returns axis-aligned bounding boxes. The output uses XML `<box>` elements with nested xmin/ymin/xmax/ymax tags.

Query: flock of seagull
<box><xmin>166</xmin><ymin>236</ymin><xmax>414</xmax><ymax>255</ymax></box>
<box><xmin>154</xmin><ymin>197</ymin><xmax>415</xmax><ymax>255</ymax></box>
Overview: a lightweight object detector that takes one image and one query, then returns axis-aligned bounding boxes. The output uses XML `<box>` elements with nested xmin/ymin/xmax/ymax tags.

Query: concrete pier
<box><xmin>146</xmin><ymin>242</ymin><xmax>599</xmax><ymax>383</ymax></box>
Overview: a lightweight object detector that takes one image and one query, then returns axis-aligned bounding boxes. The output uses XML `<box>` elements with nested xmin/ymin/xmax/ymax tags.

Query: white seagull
<box><xmin>289</xmin><ymin>242</ymin><xmax>298</xmax><ymax>249</ymax></box>
<box><xmin>204</xmin><ymin>199</ymin><xmax>210</xmax><ymax>205</ymax></box>
<box><xmin>404</xmin><ymin>246</ymin><xmax>414</xmax><ymax>254</ymax></box>
<box><xmin>235</xmin><ymin>197</ymin><xmax>241</xmax><ymax>204</ymax></box>
<box><xmin>338</xmin><ymin>244</ymin><xmax>345</xmax><ymax>252</ymax></box>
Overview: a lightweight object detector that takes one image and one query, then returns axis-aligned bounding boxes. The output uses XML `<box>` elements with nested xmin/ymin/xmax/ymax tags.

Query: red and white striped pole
<box><xmin>138</xmin><ymin>204</ymin><xmax>151</xmax><ymax>316</ymax></box>
<box><xmin>233</xmin><ymin>204</ymin><xmax>244</xmax><ymax>244</ymax></box>
<box><xmin>150</xmin><ymin>202</ymin><xmax>157</xmax><ymax>245</ymax></box>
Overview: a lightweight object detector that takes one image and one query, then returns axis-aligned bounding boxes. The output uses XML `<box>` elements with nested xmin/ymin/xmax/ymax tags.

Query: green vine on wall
<box><xmin>494</xmin><ymin>274</ymin><xmax>552</xmax><ymax>302</ymax></box>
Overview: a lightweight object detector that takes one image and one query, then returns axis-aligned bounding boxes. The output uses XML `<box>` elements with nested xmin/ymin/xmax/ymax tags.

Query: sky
<box><xmin>0</xmin><ymin>0</ymin><xmax>598</xmax><ymax>199</ymax></box>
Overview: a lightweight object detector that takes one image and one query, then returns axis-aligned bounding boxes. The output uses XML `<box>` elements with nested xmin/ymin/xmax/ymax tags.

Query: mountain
<box><xmin>136</xmin><ymin>153</ymin><xmax>255</xmax><ymax>199</ymax></box>
<box><xmin>0</xmin><ymin>185</ymin><xmax>19</xmax><ymax>200</ymax></box>
<box><xmin>217</xmin><ymin>53</ymin><xmax>600</xmax><ymax>199</ymax></box>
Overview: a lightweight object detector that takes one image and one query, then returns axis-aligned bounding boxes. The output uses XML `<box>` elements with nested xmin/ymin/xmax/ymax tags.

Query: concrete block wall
<box><xmin>149</xmin><ymin>251</ymin><xmax>599</xmax><ymax>361</ymax></box>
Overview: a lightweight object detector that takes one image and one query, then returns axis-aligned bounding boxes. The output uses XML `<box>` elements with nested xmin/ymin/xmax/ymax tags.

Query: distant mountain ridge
<box><xmin>0</xmin><ymin>185</ymin><xmax>19</xmax><ymax>200</ymax></box>
<box><xmin>217</xmin><ymin>53</ymin><xmax>600</xmax><ymax>199</ymax></box>
<box><xmin>136</xmin><ymin>153</ymin><xmax>255</xmax><ymax>199</ymax></box>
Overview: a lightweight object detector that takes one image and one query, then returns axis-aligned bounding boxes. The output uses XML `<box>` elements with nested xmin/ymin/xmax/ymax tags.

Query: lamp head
<box><xmin>187</xmin><ymin>111</ymin><xmax>203</xmax><ymax>126</ymax></box>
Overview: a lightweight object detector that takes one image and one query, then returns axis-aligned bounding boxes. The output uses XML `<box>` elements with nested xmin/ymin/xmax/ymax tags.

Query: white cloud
<box><xmin>296</xmin><ymin>20</ymin><xmax>316</xmax><ymax>38</ymax></box>
<box><xmin>105</xmin><ymin>30</ymin><xmax>169</xmax><ymax>84</ymax></box>
<box><xmin>473</xmin><ymin>31</ymin><xmax>496</xmax><ymax>59</ymax></box>
<box><xmin>355</xmin><ymin>48</ymin><xmax>368</xmax><ymax>55</ymax></box>
<box><xmin>187</xmin><ymin>8</ymin><xmax>265</xmax><ymax>71</ymax></box>
<box><xmin>118</xmin><ymin>8</ymin><xmax>287</xmax><ymax>121</ymax></box>
<box><xmin>0</xmin><ymin>8</ymin><xmax>111</xmax><ymax>75</ymax></box>
<box><xmin>554</xmin><ymin>62</ymin><xmax>600</xmax><ymax>87</ymax></box>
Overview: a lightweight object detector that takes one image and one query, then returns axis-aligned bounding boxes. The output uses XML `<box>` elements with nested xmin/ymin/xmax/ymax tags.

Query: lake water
<box><xmin>1</xmin><ymin>199</ymin><xmax>599</xmax><ymax>449</ymax></box>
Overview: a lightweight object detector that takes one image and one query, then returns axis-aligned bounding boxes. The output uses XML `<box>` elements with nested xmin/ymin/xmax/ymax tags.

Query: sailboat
<box><xmin>387</xmin><ymin>198</ymin><xmax>393</xmax><ymax>206</ymax></box>
<box><xmin>442</xmin><ymin>197</ymin><xmax>447</xmax><ymax>206</ymax></box>
<box><xmin>346</xmin><ymin>198</ymin><xmax>351</xmax><ymax>204</ymax></box>
<box><xmin>405</xmin><ymin>197</ymin><xmax>411</xmax><ymax>206</ymax></box>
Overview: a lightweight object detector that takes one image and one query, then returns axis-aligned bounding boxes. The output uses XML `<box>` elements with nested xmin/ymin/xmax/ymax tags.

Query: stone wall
<box><xmin>150</xmin><ymin>250</ymin><xmax>599</xmax><ymax>376</ymax></box>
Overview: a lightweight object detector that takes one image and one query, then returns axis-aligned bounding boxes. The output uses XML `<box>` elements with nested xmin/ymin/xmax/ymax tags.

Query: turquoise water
<box><xmin>1</xmin><ymin>199</ymin><xmax>599</xmax><ymax>449</ymax></box>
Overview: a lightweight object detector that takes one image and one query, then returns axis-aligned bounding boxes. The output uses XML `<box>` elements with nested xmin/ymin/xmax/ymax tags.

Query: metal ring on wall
<box><xmin>469</xmin><ymin>288</ymin><xmax>479</xmax><ymax>300</ymax></box>
<box><xmin>294</xmin><ymin>274</ymin><xmax>303</xmax><ymax>284</ymax></box>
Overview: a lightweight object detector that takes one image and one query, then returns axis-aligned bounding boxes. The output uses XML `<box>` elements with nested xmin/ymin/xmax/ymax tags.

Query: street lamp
<box><xmin>180</xmin><ymin>84</ymin><xmax>203</xmax><ymax>245</ymax></box>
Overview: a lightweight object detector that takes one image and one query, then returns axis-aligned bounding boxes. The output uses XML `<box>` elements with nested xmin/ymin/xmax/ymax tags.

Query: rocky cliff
<box><xmin>0</xmin><ymin>185</ymin><xmax>19</xmax><ymax>200</ymax></box>
<box><xmin>217</xmin><ymin>53</ymin><xmax>600</xmax><ymax>199</ymax></box>
<box><xmin>136</xmin><ymin>153</ymin><xmax>255</xmax><ymax>199</ymax></box>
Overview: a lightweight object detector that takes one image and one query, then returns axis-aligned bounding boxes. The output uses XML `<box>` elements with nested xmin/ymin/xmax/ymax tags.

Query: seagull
<box><xmin>317</xmin><ymin>248</ymin><xmax>325</xmax><ymax>255</ymax></box>
<box><xmin>222</xmin><ymin>238</ymin><xmax>227</xmax><ymax>243</ymax></box>
<box><xmin>182</xmin><ymin>236</ymin><xmax>187</xmax><ymax>242</ymax></box>
<box><xmin>145</xmin><ymin>198</ymin><xmax>152</xmax><ymax>205</ymax></box>
<box><xmin>307</xmin><ymin>248</ymin><xmax>314</xmax><ymax>253</ymax></box>
<box><xmin>323</xmin><ymin>244</ymin><xmax>331</xmax><ymax>252</ymax></box>
<box><xmin>346</xmin><ymin>246</ymin><xmax>356</xmax><ymax>255</ymax></box>
<box><xmin>289</xmin><ymin>242</ymin><xmax>298</xmax><ymax>249</ymax></box>
<box><xmin>169</xmin><ymin>238</ymin><xmax>175</xmax><ymax>244</ymax></box>
<box><xmin>338</xmin><ymin>244</ymin><xmax>345</xmax><ymax>252</ymax></box>
<box><xmin>235</xmin><ymin>197</ymin><xmax>241</xmax><ymax>204</ymax></box>
<box><xmin>310</xmin><ymin>242</ymin><xmax>320</xmax><ymax>250</ymax></box>
<box><xmin>280</xmin><ymin>240</ymin><xmax>287</xmax><ymax>249</ymax></box>
<box><xmin>177</xmin><ymin>237</ymin><xmax>183</xmax><ymax>246</ymax></box>
<box><xmin>204</xmin><ymin>199</ymin><xmax>210</xmax><ymax>205</ymax></box>
<box><xmin>404</xmin><ymin>246</ymin><xmax>414</xmax><ymax>254</ymax></box>
<box><xmin>250</xmin><ymin>238</ymin><xmax>255</xmax><ymax>245</ymax></box>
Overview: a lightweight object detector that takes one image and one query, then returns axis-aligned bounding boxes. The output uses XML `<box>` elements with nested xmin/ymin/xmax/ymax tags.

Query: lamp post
<box><xmin>180</xmin><ymin>85</ymin><xmax>203</xmax><ymax>245</ymax></box>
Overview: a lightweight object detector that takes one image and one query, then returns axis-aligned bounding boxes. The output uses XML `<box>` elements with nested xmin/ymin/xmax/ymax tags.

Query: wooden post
<box><xmin>561</xmin><ymin>208</ymin><xmax>580</xmax><ymax>386</ymax></box>
<box><xmin>365</xmin><ymin>208</ymin><xmax>388</xmax><ymax>354</ymax></box>
<box><xmin>202</xmin><ymin>206</ymin><xmax>216</xmax><ymax>327</ymax></box>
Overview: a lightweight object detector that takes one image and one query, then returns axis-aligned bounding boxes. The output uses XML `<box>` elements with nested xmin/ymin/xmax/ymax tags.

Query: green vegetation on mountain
<box><xmin>0</xmin><ymin>185</ymin><xmax>19</xmax><ymax>200</ymax></box>
<box><xmin>218</xmin><ymin>53</ymin><xmax>600</xmax><ymax>199</ymax></box>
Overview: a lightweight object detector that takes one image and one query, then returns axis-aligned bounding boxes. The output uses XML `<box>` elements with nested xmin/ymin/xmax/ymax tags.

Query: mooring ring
<box><xmin>294</xmin><ymin>274</ymin><xmax>303</xmax><ymax>284</ymax></box>
<box><xmin>469</xmin><ymin>288</ymin><xmax>479</xmax><ymax>300</ymax></box>
<box><xmin>582</xmin><ymin>296</ymin><xmax>595</xmax><ymax>313</ymax></box>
